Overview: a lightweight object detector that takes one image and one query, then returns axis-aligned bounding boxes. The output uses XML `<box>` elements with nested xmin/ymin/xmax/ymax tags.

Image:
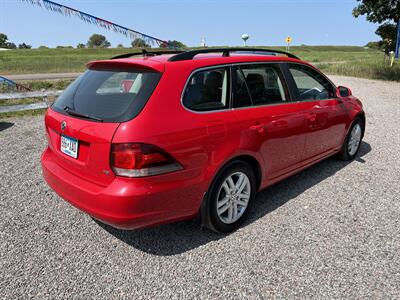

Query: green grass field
<box><xmin>0</xmin><ymin>46</ymin><xmax>399</xmax><ymax>81</ymax></box>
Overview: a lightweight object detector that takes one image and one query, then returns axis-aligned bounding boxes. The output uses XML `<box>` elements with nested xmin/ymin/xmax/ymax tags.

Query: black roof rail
<box><xmin>168</xmin><ymin>47</ymin><xmax>299</xmax><ymax>62</ymax></box>
<box><xmin>111</xmin><ymin>49</ymin><xmax>184</xmax><ymax>60</ymax></box>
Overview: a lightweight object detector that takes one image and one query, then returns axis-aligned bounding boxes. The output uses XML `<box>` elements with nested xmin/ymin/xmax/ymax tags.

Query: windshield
<box><xmin>52</xmin><ymin>68</ymin><xmax>162</xmax><ymax>122</ymax></box>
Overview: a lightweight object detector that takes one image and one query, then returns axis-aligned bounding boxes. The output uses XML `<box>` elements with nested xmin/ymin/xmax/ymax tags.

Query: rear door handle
<box><xmin>250</xmin><ymin>124</ymin><xmax>266</xmax><ymax>133</ymax></box>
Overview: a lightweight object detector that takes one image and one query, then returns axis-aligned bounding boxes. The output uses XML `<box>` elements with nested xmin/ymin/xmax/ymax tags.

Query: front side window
<box><xmin>233</xmin><ymin>64</ymin><xmax>288</xmax><ymax>108</ymax></box>
<box><xmin>183</xmin><ymin>68</ymin><xmax>230</xmax><ymax>111</ymax></box>
<box><xmin>288</xmin><ymin>64</ymin><xmax>335</xmax><ymax>101</ymax></box>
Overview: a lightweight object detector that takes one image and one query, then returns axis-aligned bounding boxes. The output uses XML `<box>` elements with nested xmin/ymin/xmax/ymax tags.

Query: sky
<box><xmin>0</xmin><ymin>0</ymin><xmax>379</xmax><ymax>48</ymax></box>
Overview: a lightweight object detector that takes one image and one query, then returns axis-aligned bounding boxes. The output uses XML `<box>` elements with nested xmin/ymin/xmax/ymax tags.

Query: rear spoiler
<box><xmin>86</xmin><ymin>59</ymin><xmax>165</xmax><ymax>73</ymax></box>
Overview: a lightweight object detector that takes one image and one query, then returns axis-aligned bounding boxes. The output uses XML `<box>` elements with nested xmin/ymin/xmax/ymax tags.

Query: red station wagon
<box><xmin>41</xmin><ymin>48</ymin><xmax>365</xmax><ymax>233</ymax></box>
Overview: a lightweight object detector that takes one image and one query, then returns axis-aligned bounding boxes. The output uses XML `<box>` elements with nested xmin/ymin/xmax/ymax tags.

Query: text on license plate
<box><xmin>61</xmin><ymin>135</ymin><xmax>78</xmax><ymax>158</ymax></box>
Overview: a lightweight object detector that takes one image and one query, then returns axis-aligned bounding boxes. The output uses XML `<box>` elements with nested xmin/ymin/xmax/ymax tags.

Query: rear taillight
<box><xmin>110</xmin><ymin>143</ymin><xmax>182</xmax><ymax>178</ymax></box>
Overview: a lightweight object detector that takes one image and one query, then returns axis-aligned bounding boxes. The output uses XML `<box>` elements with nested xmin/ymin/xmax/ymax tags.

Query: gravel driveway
<box><xmin>1</xmin><ymin>76</ymin><xmax>399</xmax><ymax>299</ymax></box>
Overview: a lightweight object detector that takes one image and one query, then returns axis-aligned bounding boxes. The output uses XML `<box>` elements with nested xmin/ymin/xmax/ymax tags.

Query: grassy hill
<box><xmin>0</xmin><ymin>46</ymin><xmax>399</xmax><ymax>81</ymax></box>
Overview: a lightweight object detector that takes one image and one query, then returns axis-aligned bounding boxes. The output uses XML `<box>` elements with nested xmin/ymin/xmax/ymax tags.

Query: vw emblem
<box><xmin>61</xmin><ymin>121</ymin><xmax>67</xmax><ymax>131</ymax></box>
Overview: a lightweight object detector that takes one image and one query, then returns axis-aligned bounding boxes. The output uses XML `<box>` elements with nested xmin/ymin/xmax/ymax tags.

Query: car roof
<box><xmin>88</xmin><ymin>52</ymin><xmax>309</xmax><ymax>73</ymax></box>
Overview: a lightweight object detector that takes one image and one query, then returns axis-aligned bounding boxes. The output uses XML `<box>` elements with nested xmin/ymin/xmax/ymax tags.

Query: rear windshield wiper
<box><xmin>64</xmin><ymin>106</ymin><xmax>103</xmax><ymax>122</ymax></box>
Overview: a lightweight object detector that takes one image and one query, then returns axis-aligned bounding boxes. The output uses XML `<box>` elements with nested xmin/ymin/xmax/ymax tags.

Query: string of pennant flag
<box><xmin>19</xmin><ymin>0</ymin><xmax>170</xmax><ymax>48</ymax></box>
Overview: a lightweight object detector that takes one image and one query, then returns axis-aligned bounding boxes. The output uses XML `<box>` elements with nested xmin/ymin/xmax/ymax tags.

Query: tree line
<box><xmin>0</xmin><ymin>33</ymin><xmax>186</xmax><ymax>49</ymax></box>
<box><xmin>84</xmin><ymin>34</ymin><xmax>186</xmax><ymax>49</ymax></box>
<box><xmin>0</xmin><ymin>33</ymin><xmax>32</xmax><ymax>49</ymax></box>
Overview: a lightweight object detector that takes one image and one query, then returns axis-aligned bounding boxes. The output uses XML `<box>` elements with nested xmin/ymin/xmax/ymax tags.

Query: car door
<box><xmin>181</xmin><ymin>66</ymin><xmax>237</xmax><ymax>163</ymax></box>
<box><xmin>231</xmin><ymin>63</ymin><xmax>307</xmax><ymax>179</ymax></box>
<box><xmin>285</xmin><ymin>63</ymin><xmax>348</xmax><ymax>160</ymax></box>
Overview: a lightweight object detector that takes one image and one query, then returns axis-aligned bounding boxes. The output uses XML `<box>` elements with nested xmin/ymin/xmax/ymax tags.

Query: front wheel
<box><xmin>339</xmin><ymin>118</ymin><xmax>364</xmax><ymax>161</ymax></box>
<box><xmin>205</xmin><ymin>161</ymin><xmax>256</xmax><ymax>233</ymax></box>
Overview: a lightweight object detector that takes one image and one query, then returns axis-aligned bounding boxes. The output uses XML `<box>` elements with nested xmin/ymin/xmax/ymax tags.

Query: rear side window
<box><xmin>288</xmin><ymin>64</ymin><xmax>335</xmax><ymax>101</ymax></box>
<box><xmin>52</xmin><ymin>68</ymin><xmax>161</xmax><ymax>122</ymax></box>
<box><xmin>183</xmin><ymin>68</ymin><xmax>230</xmax><ymax>111</ymax></box>
<box><xmin>233</xmin><ymin>64</ymin><xmax>288</xmax><ymax>108</ymax></box>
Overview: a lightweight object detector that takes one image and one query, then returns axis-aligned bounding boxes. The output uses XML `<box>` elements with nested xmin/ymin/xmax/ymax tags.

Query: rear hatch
<box><xmin>45</xmin><ymin>60</ymin><xmax>163</xmax><ymax>186</ymax></box>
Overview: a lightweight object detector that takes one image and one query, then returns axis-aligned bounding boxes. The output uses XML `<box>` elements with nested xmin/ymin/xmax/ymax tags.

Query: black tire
<box><xmin>203</xmin><ymin>160</ymin><xmax>256</xmax><ymax>233</ymax></box>
<box><xmin>338</xmin><ymin>118</ymin><xmax>364</xmax><ymax>161</ymax></box>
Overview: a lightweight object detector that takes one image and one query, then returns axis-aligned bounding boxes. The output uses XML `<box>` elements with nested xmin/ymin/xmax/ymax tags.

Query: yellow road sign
<box><xmin>286</xmin><ymin>37</ymin><xmax>292</xmax><ymax>44</ymax></box>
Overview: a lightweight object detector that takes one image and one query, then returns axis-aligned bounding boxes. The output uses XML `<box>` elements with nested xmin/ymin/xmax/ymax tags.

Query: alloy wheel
<box><xmin>216</xmin><ymin>172</ymin><xmax>251</xmax><ymax>224</ymax></box>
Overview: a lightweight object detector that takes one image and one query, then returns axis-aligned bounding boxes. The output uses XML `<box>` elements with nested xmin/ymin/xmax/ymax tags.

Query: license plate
<box><xmin>61</xmin><ymin>135</ymin><xmax>78</xmax><ymax>159</ymax></box>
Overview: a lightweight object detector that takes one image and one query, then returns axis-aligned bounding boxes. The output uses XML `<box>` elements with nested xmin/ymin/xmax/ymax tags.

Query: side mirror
<box><xmin>336</xmin><ymin>86</ymin><xmax>352</xmax><ymax>98</ymax></box>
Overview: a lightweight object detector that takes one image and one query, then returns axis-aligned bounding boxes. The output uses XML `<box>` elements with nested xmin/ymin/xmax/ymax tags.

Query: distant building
<box><xmin>200</xmin><ymin>37</ymin><xmax>206</xmax><ymax>47</ymax></box>
<box><xmin>0</xmin><ymin>48</ymin><xmax>10</xmax><ymax>51</ymax></box>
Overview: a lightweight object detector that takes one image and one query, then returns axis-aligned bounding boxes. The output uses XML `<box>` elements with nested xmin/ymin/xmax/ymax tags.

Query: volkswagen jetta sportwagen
<box><xmin>41</xmin><ymin>48</ymin><xmax>365</xmax><ymax>233</ymax></box>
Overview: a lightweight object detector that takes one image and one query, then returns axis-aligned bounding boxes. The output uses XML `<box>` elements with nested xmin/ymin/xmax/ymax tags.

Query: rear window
<box><xmin>52</xmin><ymin>68</ymin><xmax>162</xmax><ymax>122</ymax></box>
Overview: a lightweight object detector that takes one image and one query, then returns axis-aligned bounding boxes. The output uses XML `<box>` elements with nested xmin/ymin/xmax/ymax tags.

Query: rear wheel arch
<box><xmin>209</xmin><ymin>154</ymin><xmax>262</xmax><ymax>192</ymax></box>
<box><xmin>231</xmin><ymin>155</ymin><xmax>262</xmax><ymax>190</ymax></box>
<box><xmin>200</xmin><ymin>155</ymin><xmax>262</xmax><ymax>230</ymax></box>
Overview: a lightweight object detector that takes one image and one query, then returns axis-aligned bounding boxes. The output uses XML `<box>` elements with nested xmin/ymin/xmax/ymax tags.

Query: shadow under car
<box><xmin>97</xmin><ymin>141</ymin><xmax>372</xmax><ymax>256</ymax></box>
<box><xmin>0</xmin><ymin>122</ymin><xmax>14</xmax><ymax>132</ymax></box>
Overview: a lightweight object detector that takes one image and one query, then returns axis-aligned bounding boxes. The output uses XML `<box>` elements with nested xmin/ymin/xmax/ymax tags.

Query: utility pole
<box><xmin>395</xmin><ymin>20</ymin><xmax>399</xmax><ymax>60</ymax></box>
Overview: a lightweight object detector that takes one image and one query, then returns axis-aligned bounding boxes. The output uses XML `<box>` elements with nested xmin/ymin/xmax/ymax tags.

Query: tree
<box><xmin>18</xmin><ymin>43</ymin><xmax>32</xmax><ymax>49</ymax></box>
<box><xmin>365</xmin><ymin>41</ymin><xmax>383</xmax><ymax>49</ymax></box>
<box><xmin>38</xmin><ymin>45</ymin><xmax>49</xmax><ymax>49</ymax></box>
<box><xmin>376</xmin><ymin>23</ymin><xmax>397</xmax><ymax>52</ymax></box>
<box><xmin>353</xmin><ymin>0</ymin><xmax>400</xmax><ymax>52</ymax></box>
<box><xmin>87</xmin><ymin>34</ymin><xmax>111</xmax><ymax>48</ymax></box>
<box><xmin>131</xmin><ymin>38</ymin><xmax>150</xmax><ymax>48</ymax></box>
<box><xmin>6</xmin><ymin>42</ymin><xmax>16</xmax><ymax>49</ymax></box>
<box><xmin>167</xmin><ymin>40</ymin><xmax>187</xmax><ymax>49</ymax></box>
<box><xmin>77</xmin><ymin>43</ymin><xmax>86</xmax><ymax>49</ymax></box>
<box><xmin>0</xmin><ymin>33</ymin><xmax>16</xmax><ymax>49</ymax></box>
<box><xmin>0</xmin><ymin>33</ymin><xmax>8</xmax><ymax>48</ymax></box>
<box><xmin>117</xmin><ymin>43</ymin><xmax>124</xmax><ymax>48</ymax></box>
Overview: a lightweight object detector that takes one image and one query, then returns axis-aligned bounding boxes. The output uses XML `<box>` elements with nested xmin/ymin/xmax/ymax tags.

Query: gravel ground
<box><xmin>1</xmin><ymin>76</ymin><xmax>399</xmax><ymax>299</ymax></box>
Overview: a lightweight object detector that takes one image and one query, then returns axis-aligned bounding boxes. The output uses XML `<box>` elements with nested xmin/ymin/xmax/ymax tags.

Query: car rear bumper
<box><xmin>41</xmin><ymin>147</ymin><xmax>206</xmax><ymax>229</ymax></box>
